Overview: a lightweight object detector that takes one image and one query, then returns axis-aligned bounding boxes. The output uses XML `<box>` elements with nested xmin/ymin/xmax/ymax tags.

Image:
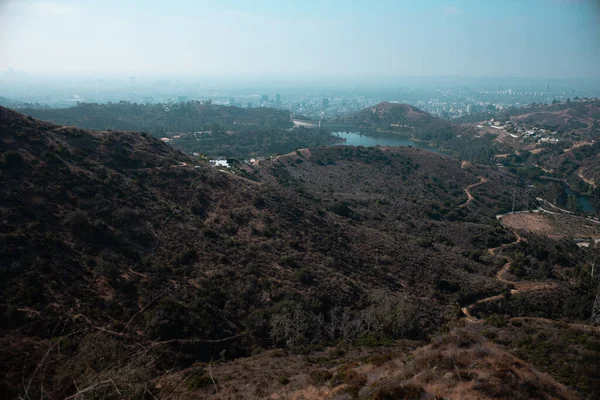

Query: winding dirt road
<box><xmin>459</xmin><ymin>176</ymin><xmax>488</xmax><ymax>208</ymax></box>
<box><xmin>462</xmin><ymin>239</ymin><xmax>599</xmax><ymax>331</ymax></box>
<box><xmin>460</xmin><ymin>205</ymin><xmax>599</xmax><ymax>331</ymax></box>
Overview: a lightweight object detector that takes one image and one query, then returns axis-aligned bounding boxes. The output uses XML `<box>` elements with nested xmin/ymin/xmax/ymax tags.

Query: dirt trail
<box><xmin>460</xmin><ymin>184</ymin><xmax>600</xmax><ymax>330</ymax></box>
<box><xmin>577</xmin><ymin>167</ymin><xmax>597</xmax><ymax>188</ymax></box>
<box><xmin>462</xmin><ymin>238</ymin><xmax>557</xmax><ymax>325</ymax></box>
<box><xmin>462</xmin><ymin>232</ymin><xmax>599</xmax><ymax>331</ymax></box>
<box><xmin>459</xmin><ymin>176</ymin><xmax>487</xmax><ymax>208</ymax></box>
<box><xmin>563</xmin><ymin>141</ymin><xmax>593</xmax><ymax>153</ymax></box>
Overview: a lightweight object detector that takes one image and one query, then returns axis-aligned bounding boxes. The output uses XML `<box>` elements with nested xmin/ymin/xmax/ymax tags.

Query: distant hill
<box><xmin>477</xmin><ymin>99</ymin><xmax>600</xmax><ymax>202</ymax></box>
<box><xmin>352</xmin><ymin>101</ymin><xmax>430</xmax><ymax>125</ymax></box>
<box><xmin>349</xmin><ymin>102</ymin><xmax>502</xmax><ymax>164</ymax></box>
<box><xmin>0</xmin><ymin>96</ymin><xmax>20</xmax><ymax>107</ymax></box>
<box><xmin>19</xmin><ymin>101</ymin><xmax>292</xmax><ymax>134</ymax></box>
<box><xmin>16</xmin><ymin>102</ymin><xmax>346</xmax><ymax>158</ymax></box>
<box><xmin>533</xmin><ymin>140</ymin><xmax>600</xmax><ymax>194</ymax></box>
<box><xmin>350</xmin><ymin>101</ymin><xmax>441</xmax><ymax>129</ymax></box>
<box><xmin>1</xmin><ymin>107</ymin><xmax>596</xmax><ymax>399</ymax></box>
<box><xmin>509</xmin><ymin>99</ymin><xmax>600</xmax><ymax>138</ymax></box>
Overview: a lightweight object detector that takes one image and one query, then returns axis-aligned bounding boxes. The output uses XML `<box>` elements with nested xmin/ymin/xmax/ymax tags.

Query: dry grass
<box><xmin>152</xmin><ymin>329</ymin><xmax>578</xmax><ymax>400</ymax></box>
<box><xmin>502</xmin><ymin>212</ymin><xmax>600</xmax><ymax>239</ymax></box>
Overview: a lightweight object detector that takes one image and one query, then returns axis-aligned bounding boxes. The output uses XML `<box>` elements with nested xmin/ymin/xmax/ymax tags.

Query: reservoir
<box><xmin>565</xmin><ymin>186</ymin><xmax>597</xmax><ymax>213</ymax></box>
<box><xmin>332</xmin><ymin>131</ymin><xmax>441</xmax><ymax>153</ymax></box>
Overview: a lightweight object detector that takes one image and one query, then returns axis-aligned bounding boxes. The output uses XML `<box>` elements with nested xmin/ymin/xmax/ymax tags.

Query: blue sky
<box><xmin>0</xmin><ymin>0</ymin><xmax>599</xmax><ymax>78</ymax></box>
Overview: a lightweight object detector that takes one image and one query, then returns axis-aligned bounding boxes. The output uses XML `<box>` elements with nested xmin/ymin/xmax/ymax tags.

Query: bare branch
<box><xmin>208</xmin><ymin>358</ymin><xmax>218</xmax><ymax>394</ymax></box>
<box><xmin>123</xmin><ymin>295</ymin><xmax>162</xmax><ymax>333</ymax></box>
<box><xmin>62</xmin><ymin>379</ymin><xmax>120</xmax><ymax>400</ymax></box>
<box><xmin>21</xmin><ymin>328</ymin><xmax>84</xmax><ymax>400</ymax></box>
<box><xmin>151</xmin><ymin>331</ymin><xmax>247</xmax><ymax>347</ymax></box>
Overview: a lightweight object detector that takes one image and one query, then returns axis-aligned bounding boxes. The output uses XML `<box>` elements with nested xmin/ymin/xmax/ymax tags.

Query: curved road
<box><xmin>459</xmin><ymin>180</ymin><xmax>599</xmax><ymax>332</ymax></box>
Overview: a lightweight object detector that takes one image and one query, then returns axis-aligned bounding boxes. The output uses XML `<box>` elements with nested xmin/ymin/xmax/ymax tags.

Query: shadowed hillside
<box><xmin>1</xmin><ymin>107</ymin><xmax>597</xmax><ymax>399</ymax></box>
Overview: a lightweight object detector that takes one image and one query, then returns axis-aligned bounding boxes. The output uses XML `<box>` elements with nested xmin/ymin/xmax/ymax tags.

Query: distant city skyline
<box><xmin>1</xmin><ymin>0</ymin><xmax>600</xmax><ymax>79</ymax></box>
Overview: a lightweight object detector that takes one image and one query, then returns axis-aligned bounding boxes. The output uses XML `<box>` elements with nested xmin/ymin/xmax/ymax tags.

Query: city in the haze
<box><xmin>2</xmin><ymin>71</ymin><xmax>600</xmax><ymax>120</ymax></box>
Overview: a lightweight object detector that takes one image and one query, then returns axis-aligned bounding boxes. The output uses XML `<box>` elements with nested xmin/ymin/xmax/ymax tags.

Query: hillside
<box><xmin>349</xmin><ymin>102</ymin><xmax>505</xmax><ymax>164</ymax></box>
<box><xmin>1</xmin><ymin>107</ymin><xmax>598</xmax><ymax>399</ymax></box>
<box><xmin>351</xmin><ymin>102</ymin><xmax>452</xmax><ymax>136</ymax></box>
<box><xmin>510</xmin><ymin>99</ymin><xmax>600</xmax><ymax>138</ymax></box>
<box><xmin>17</xmin><ymin>101</ymin><xmax>338</xmax><ymax>158</ymax></box>
<box><xmin>18</xmin><ymin>101</ymin><xmax>292</xmax><ymax>133</ymax></box>
<box><xmin>447</xmin><ymin>99</ymin><xmax>600</xmax><ymax>215</ymax></box>
<box><xmin>0</xmin><ymin>96</ymin><xmax>20</xmax><ymax>107</ymax></box>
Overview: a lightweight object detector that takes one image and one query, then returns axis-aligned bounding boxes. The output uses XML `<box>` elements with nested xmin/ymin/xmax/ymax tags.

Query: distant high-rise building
<box><xmin>229</xmin><ymin>97</ymin><xmax>235</xmax><ymax>106</ymax></box>
<box><xmin>261</xmin><ymin>95</ymin><xmax>269</xmax><ymax>103</ymax></box>
<box><xmin>276</xmin><ymin>93</ymin><xmax>281</xmax><ymax>104</ymax></box>
<box><xmin>544</xmin><ymin>82</ymin><xmax>549</xmax><ymax>94</ymax></box>
<box><xmin>322</xmin><ymin>98</ymin><xmax>329</xmax><ymax>108</ymax></box>
<box><xmin>467</xmin><ymin>104</ymin><xmax>480</xmax><ymax>114</ymax></box>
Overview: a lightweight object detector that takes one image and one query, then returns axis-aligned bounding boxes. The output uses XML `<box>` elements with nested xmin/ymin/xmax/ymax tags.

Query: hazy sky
<box><xmin>1</xmin><ymin>0</ymin><xmax>599</xmax><ymax>79</ymax></box>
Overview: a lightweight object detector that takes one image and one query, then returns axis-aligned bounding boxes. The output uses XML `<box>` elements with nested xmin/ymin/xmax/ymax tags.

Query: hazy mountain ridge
<box><xmin>17</xmin><ymin>101</ymin><xmax>292</xmax><ymax>134</ymax></box>
<box><xmin>15</xmin><ymin>102</ymin><xmax>347</xmax><ymax>157</ymax></box>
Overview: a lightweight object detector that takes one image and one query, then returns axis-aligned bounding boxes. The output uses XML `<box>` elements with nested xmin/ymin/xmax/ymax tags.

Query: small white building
<box><xmin>209</xmin><ymin>159</ymin><xmax>229</xmax><ymax>168</ymax></box>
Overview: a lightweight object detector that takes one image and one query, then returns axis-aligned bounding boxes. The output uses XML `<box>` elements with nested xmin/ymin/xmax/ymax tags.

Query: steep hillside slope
<box><xmin>0</xmin><ymin>107</ymin><xmax>592</xmax><ymax>399</ymax></box>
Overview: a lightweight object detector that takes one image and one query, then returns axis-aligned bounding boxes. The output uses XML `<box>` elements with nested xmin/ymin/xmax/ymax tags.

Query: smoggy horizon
<box><xmin>1</xmin><ymin>0</ymin><xmax>600</xmax><ymax>79</ymax></box>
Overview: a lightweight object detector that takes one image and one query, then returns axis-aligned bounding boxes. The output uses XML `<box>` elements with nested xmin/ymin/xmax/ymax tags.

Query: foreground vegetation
<box><xmin>1</xmin><ymin>107</ymin><xmax>598</xmax><ymax>399</ymax></box>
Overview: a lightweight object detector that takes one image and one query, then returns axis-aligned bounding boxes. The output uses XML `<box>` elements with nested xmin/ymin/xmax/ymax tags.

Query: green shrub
<box><xmin>64</xmin><ymin>210</ymin><xmax>91</xmax><ymax>234</ymax></box>
<box><xmin>295</xmin><ymin>268</ymin><xmax>314</xmax><ymax>285</ymax></box>
<box><xmin>0</xmin><ymin>151</ymin><xmax>23</xmax><ymax>168</ymax></box>
<box><xmin>309</xmin><ymin>369</ymin><xmax>333</xmax><ymax>385</ymax></box>
<box><xmin>331</xmin><ymin>365</ymin><xmax>367</xmax><ymax>395</ymax></box>
<box><xmin>178</xmin><ymin>248</ymin><xmax>198</xmax><ymax>265</ymax></box>
<box><xmin>93</xmin><ymin>261</ymin><xmax>119</xmax><ymax>283</ymax></box>
<box><xmin>145</xmin><ymin>298</ymin><xmax>189</xmax><ymax>340</ymax></box>
<box><xmin>486</xmin><ymin>313</ymin><xmax>507</xmax><ymax>328</ymax></box>
<box><xmin>370</xmin><ymin>381</ymin><xmax>426</xmax><ymax>400</ymax></box>
<box><xmin>184</xmin><ymin>368</ymin><xmax>214</xmax><ymax>390</ymax></box>
<box><xmin>327</xmin><ymin>201</ymin><xmax>353</xmax><ymax>218</ymax></box>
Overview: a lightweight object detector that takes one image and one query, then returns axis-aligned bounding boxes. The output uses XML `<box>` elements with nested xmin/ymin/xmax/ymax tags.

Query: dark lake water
<box><xmin>332</xmin><ymin>131</ymin><xmax>440</xmax><ymax>153</ymax></box>
<box><xmin>565</xmin><ymin>187</ymin><xmax>597</xmax><ymax>213</ymax></box>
